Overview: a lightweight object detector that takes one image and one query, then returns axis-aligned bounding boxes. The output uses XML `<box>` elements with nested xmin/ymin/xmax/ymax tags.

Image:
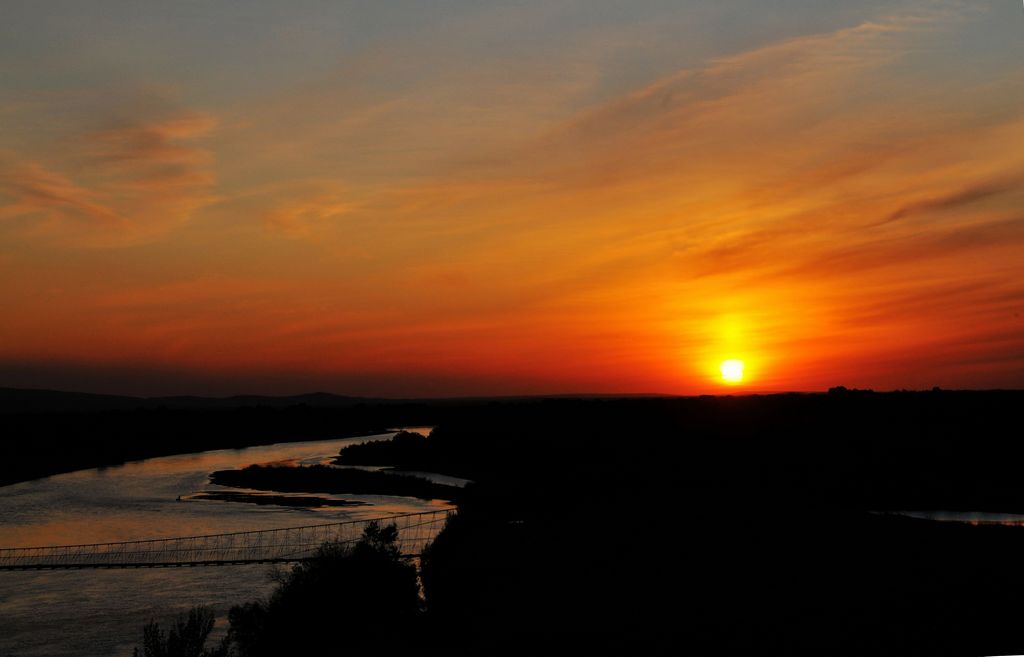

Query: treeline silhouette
<box><xmin>336</xmin><ymin>430</ymin><xmax>432</xmax><ymax>468</ymax></box>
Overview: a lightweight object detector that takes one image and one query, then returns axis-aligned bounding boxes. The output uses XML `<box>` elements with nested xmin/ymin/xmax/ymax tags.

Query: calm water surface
<box><xmin>0</xmin><ymin>429</ymin><xmax>451</xmax><ymax>657</ymax></box>
<box><xmin>884</xmin><ymin>510</ymin><xmax>1024</xmax><ymax>526</ymax></box>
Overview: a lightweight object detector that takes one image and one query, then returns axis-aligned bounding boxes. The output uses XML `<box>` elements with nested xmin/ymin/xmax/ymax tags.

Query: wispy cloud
<box><xmin>875</xmin><ymin>177</ymin><xmax>1020</xmax><ymax>226</ymax></box>
<box><xmin>0</xmin><ymin>95</ymin><xmax>219</xmax><ymax>245</ymax></box>
<box><xmin>263</xmin><ymin>192</ymin><xmax>356</xmax><ymax>238</ymax></box>
<box><xmin>0</xmin><ymin>162</ymin><xmax>125</xmax><ymax>229</ymax></box>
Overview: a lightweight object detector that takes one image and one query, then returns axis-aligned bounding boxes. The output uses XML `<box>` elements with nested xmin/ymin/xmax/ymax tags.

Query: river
<box><xmin>0</xmin><ymin>429</ymin><xmax>454</xmax><ymax>657</ymax></box>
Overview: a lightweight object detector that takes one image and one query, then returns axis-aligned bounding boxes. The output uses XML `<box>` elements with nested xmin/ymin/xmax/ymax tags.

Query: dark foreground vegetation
<box><xmin>9</xmin><ymin>387</ymin><xmax>1024</xmax><ymax>654</ymax></box>
<box><xmin>134</xmin><ymin>522</ymin><xmax>419</xmax><ymax>657</ymax></box>
<box><xmin>368</xmin><ymin>390</ymin><xmax>1024</xmax><ymax>656</ymax></box>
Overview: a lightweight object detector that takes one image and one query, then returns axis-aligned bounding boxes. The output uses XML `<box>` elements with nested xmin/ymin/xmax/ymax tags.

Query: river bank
<box><xmin>0</xmin><ymin>388</ymin><xmax>451</xmax><ymax>488</ymax></box>
<box><xmin>210</xmin><ymin>464</ymin><xmax>463</xmax><ymax>503</ymax></box>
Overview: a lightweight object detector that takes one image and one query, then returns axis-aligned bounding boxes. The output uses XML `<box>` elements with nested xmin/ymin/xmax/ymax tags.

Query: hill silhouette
<box><xmin>0</xmin><ymin>386</ymin><xmax>391</xmax><ymax>413</ymax></box>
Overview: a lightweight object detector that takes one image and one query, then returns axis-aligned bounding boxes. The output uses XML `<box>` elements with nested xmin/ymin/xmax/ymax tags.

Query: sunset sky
<box><xmin>1</xmin><ymin>0</ymin><xmax>1022</xmax><ymax>397</ymax></box>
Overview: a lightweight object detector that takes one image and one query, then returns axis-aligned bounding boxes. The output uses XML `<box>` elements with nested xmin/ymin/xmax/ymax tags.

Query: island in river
<box><xmin>209</xmin><ymin>462</ymin><xmax>464</xmax><ymax>503</ymax></box>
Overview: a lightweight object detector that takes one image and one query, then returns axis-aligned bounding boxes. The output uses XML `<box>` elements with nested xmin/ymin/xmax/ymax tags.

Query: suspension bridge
<box><xmin>0</xmin><ymin>509</ymin><xmax>453</xmax><ymax>571</ymax></box>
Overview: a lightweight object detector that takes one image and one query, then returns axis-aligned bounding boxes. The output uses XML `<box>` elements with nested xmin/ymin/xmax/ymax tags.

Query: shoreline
<box><xmin>210</xmin><ymin>464</ymin><xmax>463</xmax><ymax>503</ymax></box>
<box><xmin>0</xmin><ymin>427</ymin><xmax>399</xmax><ymax>489</ymax></box>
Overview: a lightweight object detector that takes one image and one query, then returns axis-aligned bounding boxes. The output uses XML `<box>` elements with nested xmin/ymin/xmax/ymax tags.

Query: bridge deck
<box><xmin>0</xmin><ymin>509</ymin><xmax>452</xmax><ymax>571</ymax></box>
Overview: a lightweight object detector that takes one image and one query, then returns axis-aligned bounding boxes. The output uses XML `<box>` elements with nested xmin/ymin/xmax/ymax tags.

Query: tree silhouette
<box><xmin>216</xmin><ymin>521</ymin><xmax>420</xmax><ymax>657</ymax></box>
<box><xmin>133</xmin><ymin>606</ymin><xmax>216</xmax><ymax>657</ymax></box>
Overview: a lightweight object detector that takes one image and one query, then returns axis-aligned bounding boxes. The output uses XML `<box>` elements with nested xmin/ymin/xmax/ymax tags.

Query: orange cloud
<box><xmin>0</xmin><ymin>162</ymin><xmax>125</xmax><ymax>230</ymax></box>
<box><xmin>263</xmin><ymin>192</ymin><xmax>357</xmax><ymax>238</ymax></box>
<box><xmin>0</xmin><ymin>99</ymin><xmax>219</xmax><ymax>246</ymax></box>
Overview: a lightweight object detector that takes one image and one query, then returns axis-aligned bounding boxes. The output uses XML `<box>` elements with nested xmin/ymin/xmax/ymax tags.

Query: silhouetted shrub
<box><xmin>133</xmin><ymin>606</ymin><xmax>217</xmax><ymax>657</ymax></box>
<box><xmin>218</xmin><ymin>521</ymin><xmax>420</xmax><ymax>657</ymax></box>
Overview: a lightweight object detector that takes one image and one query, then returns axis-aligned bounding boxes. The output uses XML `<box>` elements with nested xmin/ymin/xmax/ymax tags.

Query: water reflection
<box><xmin>388</xmin><ymin>426</ymin><xmax>434</xmax><ymax>437</ymax></box>
<box><xmin>881</xmin><ymin>510</ymin><xmax>1024</xmax><ymax>526</ymax></box>
<box><xmin>0</xmin><ymin>430</ymin><xmax>451</xmax><ymax>656</ymax></box>
<box><xmin>0</xmin><ymin>432</ymin><xmax>452</xmax><ymax>548</ymax></box>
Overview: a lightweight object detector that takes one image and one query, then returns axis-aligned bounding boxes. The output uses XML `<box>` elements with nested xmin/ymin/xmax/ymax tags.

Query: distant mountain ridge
<box><xmin>0</xmin><ymin>387</ymin><xmax>392</xmax><ymax>413</ymax></box>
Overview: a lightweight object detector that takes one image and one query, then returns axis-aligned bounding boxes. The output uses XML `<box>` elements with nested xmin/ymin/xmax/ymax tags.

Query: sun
<box><xmin>720</xmin><ymin>359</ymin><xmax>744</xmax><ymax>384</ymax></box>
